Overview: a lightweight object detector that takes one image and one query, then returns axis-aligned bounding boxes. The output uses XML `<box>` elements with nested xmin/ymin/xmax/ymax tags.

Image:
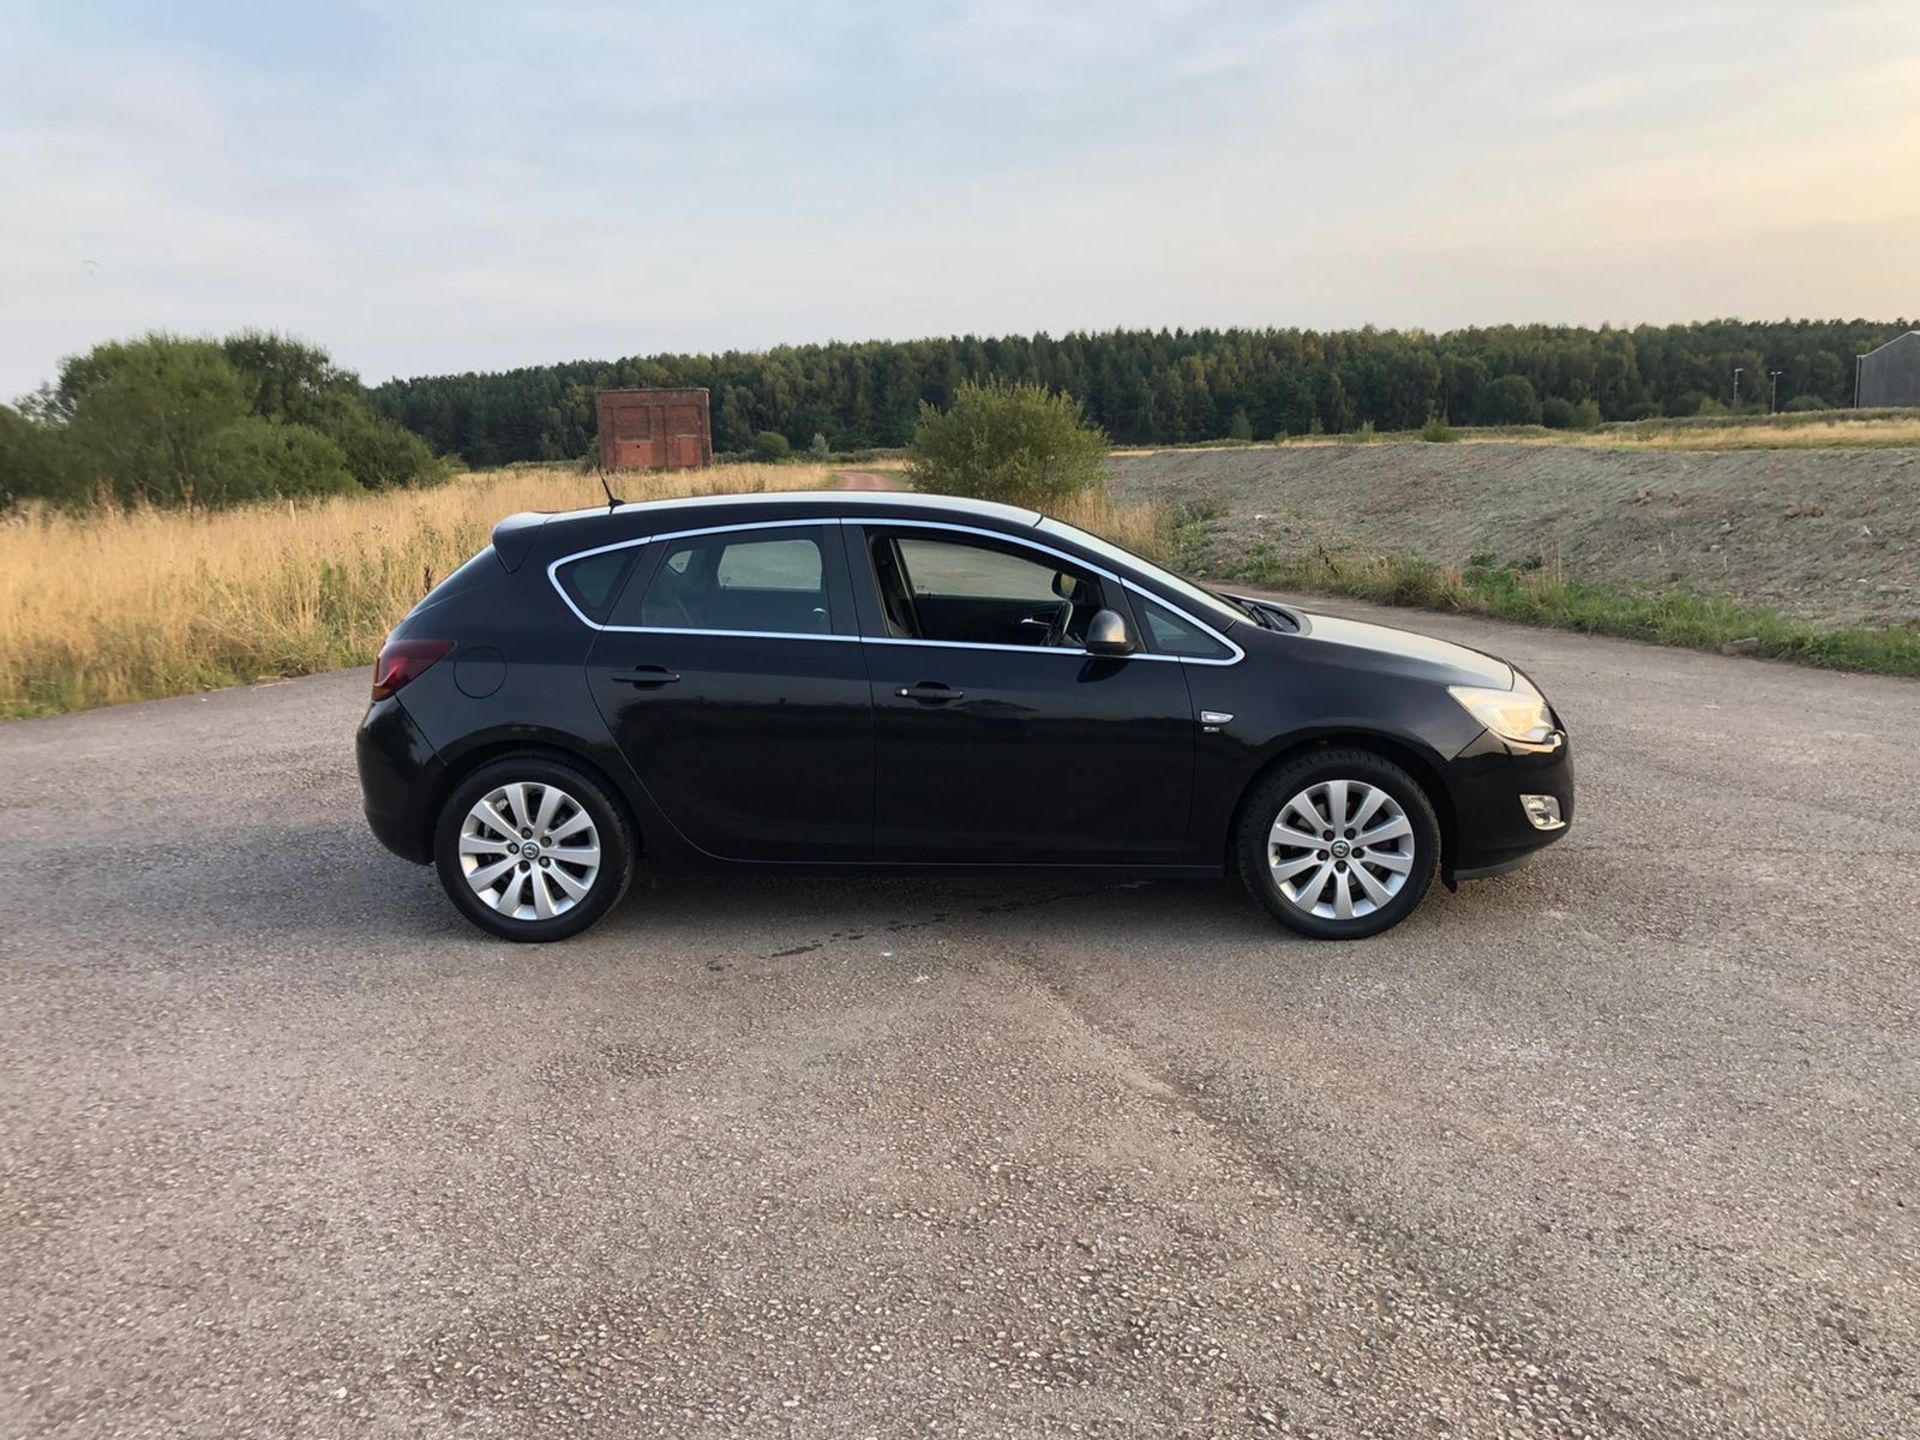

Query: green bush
<box><xmin>219</xmin><ymin>331</ymin><xmax>446</xmax><ymax>490</ymax></box>
<box><xmin>14</xmin><ymin>330</ymin><xmax>448</xmax><ymax>509</ymax></box>
<box><xmin>1226</xmin><ymin>407</ymin><xmax>1254</xmax><ymax>441</ymax></box>
<box><xmin>1570</xmin><ymin>398</ymin><xmax>1602</xmax><ymax>430</ymax></box>
<box><xmin>906</xmin><ymin>379</ymin><xmax>1109</xmax><ymax>508</ymax></box>
<box><xmin>1623</xmin><ymin>400</ymin><xmax>1660</xmax><ymax>421</ymax></box>
<box><xmin>198</xmin><ymin>418</ymin><xmax>361</xmax><ymax>505</ymax></box>
<box><xmin>752</xmin><ymin>430</ymin><xmax>792</xmax><ymax>462</ymax></box>
<box><xmin>1474</xmin><ymin>375</ymin><xmax>1542</xmax><ymax>426</ymax></box>
<box><xmin>0</xmin><ymin>403</ymin><xmax>87</xmax><ymax>510</ymax></box>
<box><xmin>1540</xmin><ymin>397</ymin><xmax>1576</xmax><ymax>429</ymax></box>
<box><xmin>327</xmin><ymin>406</ymin><xmax>449</xmax><ymax>490</ymax></box>
<box><xmin>1783</xmin><ymin>394</ymin><xmax>1827</xmax><ymax>412</ymax></box>
<box><xmin>1419</xmin><ymin>414</ymin><xmax>1458</xmax><ymax>443</ymax></box>
<box><xmin>809</xmin><ymin>431</ymin><xmax>830</xmax><ymax>458</ymax></box>
<box><xmin>62</xmin><ymin>337</ymin><xmax>253</xmax><ymax>506</ymax></box>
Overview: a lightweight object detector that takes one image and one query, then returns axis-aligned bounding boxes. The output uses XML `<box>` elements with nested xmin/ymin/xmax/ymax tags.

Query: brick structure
<box><xmin>596</xmin><ymin>388</ymin><xmax>713</xmax><ymax>471</ymax></box>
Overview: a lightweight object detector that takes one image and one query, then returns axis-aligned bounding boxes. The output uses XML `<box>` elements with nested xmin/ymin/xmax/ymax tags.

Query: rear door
<box><xmin>851</xmin><ymin>524</ymin><xmax>1197</xmax><ymax>865</ymax></box>
<box><xmin>579</xmin><ymin>522</ymin><xmax>873</xmax><ymax>861</ymax></box>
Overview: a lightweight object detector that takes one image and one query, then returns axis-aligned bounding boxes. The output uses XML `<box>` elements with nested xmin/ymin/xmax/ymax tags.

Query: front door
<box><xmin>853</xmin><ymin>526</ymin><xmax>1196</xmax><ymax>865</ymax></box>
<box><xmin>584</xmin><ymin>523</ymin><xmax>872</xmax><ymax>861</ymax></box>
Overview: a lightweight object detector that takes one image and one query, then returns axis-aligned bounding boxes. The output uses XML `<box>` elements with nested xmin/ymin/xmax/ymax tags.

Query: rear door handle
<box><xmin>896</xmin><ymin>682</ymin><xmax>964</xmax><ymax>704</ymax></box>
<box><xmin>612</xmin><ymin>666</ymin><xmax>681</xmax><ymax>687</ymax></box>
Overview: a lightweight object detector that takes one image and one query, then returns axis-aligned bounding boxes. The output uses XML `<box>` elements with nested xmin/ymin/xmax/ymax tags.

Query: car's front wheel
<box><xmin>433</xmin><ymin>756</ymin><xmax>635</xmax><ymax>941</ymax></box>
<box><xmin>1235</xmin><ymin>748</ymin><xmax>1439</xmax><ymax>939</ymax></box>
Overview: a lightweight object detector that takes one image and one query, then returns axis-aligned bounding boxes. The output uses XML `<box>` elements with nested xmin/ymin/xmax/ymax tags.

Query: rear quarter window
<box><xmin>553</xmin><ymin>549</ymin><xmax>639</xmax><ymax>624</ymax></box>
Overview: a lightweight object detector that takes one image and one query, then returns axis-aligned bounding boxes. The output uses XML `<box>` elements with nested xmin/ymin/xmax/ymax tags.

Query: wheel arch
<box><xmin>1226</xmin><ymin>729</ymin><xmax>1458</xmax><ymax>880</ymax></box>
<box><xmin>425</xmin><ymin>734</ymin><xmax>644</xmax><ymax>857</ymax></box>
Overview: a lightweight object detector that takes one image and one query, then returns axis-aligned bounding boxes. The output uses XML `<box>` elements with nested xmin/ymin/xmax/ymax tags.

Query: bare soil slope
<box><xmin>1109</xmin><ymin>444</ymin><xmax>1920</xmax><ymax>624</ymax></box>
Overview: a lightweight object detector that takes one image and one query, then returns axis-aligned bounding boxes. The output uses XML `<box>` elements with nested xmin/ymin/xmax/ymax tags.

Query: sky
<box><xmin>2</xmin><ymin>0</ymin><xmax>1917</xmax><ymax>397</ymax></box>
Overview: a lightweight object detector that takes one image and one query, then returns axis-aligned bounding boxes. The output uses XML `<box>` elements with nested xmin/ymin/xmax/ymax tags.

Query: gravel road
<box><xmin>3</xmin><ymin>602</ymin><xmax>1916</xmax><ymax>1439</ymax></box>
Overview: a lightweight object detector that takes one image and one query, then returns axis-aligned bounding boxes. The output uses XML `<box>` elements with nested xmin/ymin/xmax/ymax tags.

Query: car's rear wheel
<box><xmin>433</xmin><ymin>756</ymin><xmax>634</xmax><ymax>941</ymax></box>
<box><xmin>1235</xmin><ymin>748</ymin><xmax>1439</xmax><ymax>939</ymax></box>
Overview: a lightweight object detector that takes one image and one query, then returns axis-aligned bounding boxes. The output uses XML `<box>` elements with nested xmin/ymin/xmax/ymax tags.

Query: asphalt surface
<box><xmin>3</xmin><ymin>598</ymin><xmax>1916</xmax><ymax>1439</ymax></box>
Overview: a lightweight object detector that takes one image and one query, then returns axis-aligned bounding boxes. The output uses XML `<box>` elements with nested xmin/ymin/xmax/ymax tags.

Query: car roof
<box><xmin>497</xmin><ymin>488</ymin><xmax>1049</xmax><ymax>569</ymax></box>
<box><xmin>572</xmin><ymin>489</ymin><xmax>1040</xmax><ymax>529</ymax></box>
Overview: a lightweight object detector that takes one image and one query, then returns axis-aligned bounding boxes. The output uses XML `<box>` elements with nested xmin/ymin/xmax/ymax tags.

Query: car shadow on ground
<box><xmin>571</xmin><ymin>869</ymin><xmax>1289</xmax><ymax>950</ymax></box>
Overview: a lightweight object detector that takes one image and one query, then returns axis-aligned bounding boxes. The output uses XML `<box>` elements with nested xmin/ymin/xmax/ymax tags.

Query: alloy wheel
<box><xmin>457</xmin><ymin>782</ymin><xmax>602</xmax><ymax>921</ymax></box>
<box><xmin>1267</xmin><ymin>778</ymin><xmax>1415</xmax><ymax>922</ymax></box>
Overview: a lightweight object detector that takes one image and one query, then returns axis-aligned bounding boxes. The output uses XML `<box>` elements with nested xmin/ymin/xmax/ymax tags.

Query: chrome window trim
<box><xmin>860</xmin><ymin>635</ymin><xmax>1178</xmax><ymax>663</ymax></box>
<box><xmin>606</xmin><ymin>625</ymin><xmax>857</xmax><ymax>644</ymax></box>
<box><xmin>546</xmin><ymin>514</ymin><xmax>1245</xmax><ymax>665</ymax></box>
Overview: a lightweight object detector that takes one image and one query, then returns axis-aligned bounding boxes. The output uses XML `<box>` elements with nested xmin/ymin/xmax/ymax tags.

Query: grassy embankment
<box><xmin>1202</xmin><ymin>539</ymin><xmax>1920</xmax><ymax>678</ymax></box>
<box><xmin>1115</xmin><ymin>409</ymin><xmax>1920</xmax><ymax>454</ymax></box>
<box><xmin>0</xmin><ymin>464</ymin><xmax>1169</xmax><ymax>719</ymax></box>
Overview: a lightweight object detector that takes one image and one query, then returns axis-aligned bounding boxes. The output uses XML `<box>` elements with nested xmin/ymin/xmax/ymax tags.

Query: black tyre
<box><xmin>433</xmin><ymin>755</ymin><xmax>635</xmax><ymax>942</ymax></box>
<box><xmin>1235</xmin><ymin>747</ymin><xmax>1440</xmax><ymax>940</ymax></box>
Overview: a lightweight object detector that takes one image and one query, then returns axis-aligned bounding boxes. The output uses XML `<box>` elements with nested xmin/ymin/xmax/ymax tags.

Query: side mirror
<box><xmin>1084</xmin><ymin>608</ymin><xmax>1136</xmax><ymax>656</ymax></box>
<box><xmin>1052</xmin><ymin>571</ymin><xmax>1080</xmax><ymax>600</ymax></box>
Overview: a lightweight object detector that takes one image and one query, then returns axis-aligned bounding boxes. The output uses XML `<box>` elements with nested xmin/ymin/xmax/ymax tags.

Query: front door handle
<box><xmin>896</xmin><ymin>682</ymin><xmax>964</xmax><ymax>704</ymax></box>
<box><xmin>612</xmin><ymin>666</ymin><xmax>681</xmax><ymax>687</ymax></box>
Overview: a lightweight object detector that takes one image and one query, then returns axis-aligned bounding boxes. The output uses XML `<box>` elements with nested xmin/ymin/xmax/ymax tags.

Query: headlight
<box><xmin>1448</xmin><ymin>678</ymin><xmax>1556</xmax><ymax>744</ymax></box>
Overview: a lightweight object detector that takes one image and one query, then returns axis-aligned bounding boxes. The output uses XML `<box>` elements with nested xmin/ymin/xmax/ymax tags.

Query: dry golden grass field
<box><xmin>0</xmin><ymin>464</ymin><xmax>1167</xmax><ymax>719</ymax></box>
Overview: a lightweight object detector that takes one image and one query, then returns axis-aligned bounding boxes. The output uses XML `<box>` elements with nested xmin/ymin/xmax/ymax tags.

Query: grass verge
<box><xmin>1223</xmin><ymin>545</ymin><xmax>1920</xmax><ymax>677</ymax></box>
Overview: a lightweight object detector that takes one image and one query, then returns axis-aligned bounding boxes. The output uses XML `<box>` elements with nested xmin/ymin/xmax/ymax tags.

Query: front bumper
<box><xmin>356</xmin><ymin>696</ymin><xmax>442</xmax><ymax>863</ymax></box>
<box><xmin>1444</xmin><ymin>727</ymin><xmax>1575</xmax><ymax>882</ymax></box>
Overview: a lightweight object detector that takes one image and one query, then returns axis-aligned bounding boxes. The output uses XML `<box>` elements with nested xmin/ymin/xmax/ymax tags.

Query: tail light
<box><xmin>372</xmin><ymin>639</ymin><xmax>453</xmax><ymax>700</ymax></box>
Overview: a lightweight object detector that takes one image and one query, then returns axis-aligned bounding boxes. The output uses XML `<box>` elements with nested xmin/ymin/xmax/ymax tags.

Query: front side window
<box><xmin>614</xmin><ymin>528</ymin><xmax>833</xmax><ymax>634</ymax></box>
<box><xmin>875</xmin><ymin>532</ymin><xmax>1106</xmax><ymax>648</ymax></box>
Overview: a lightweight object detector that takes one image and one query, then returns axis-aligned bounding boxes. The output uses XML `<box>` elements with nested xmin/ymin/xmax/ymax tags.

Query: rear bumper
<box><xmin>1444</xmin><ymin>727</ymin><xmax>1575</xmax><ymax>881</ymax></box>
<box><xmin>356</xmin><ymin>696</ymin><xmax>442</xmax><ymax>864</ymax></box>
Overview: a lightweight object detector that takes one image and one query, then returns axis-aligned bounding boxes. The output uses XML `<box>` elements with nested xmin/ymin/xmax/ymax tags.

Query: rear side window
<box><xmin>553</xmin><ymin>549</ymin><xmax>638</xmax><ymax>624</ymax></box>
<box><xmin>1134</xmin><ymin>594</ymin><xmax>1232</xmax><ymax>660</ymax></box>
<box><xmin>614</xmin><ymin>527</ymin><xmax>835</xmax><ymax>634</ymax></box>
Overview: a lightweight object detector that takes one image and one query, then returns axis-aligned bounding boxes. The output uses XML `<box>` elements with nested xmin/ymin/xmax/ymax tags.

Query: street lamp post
<box><xmin>1769</xmin><ymin>370</ymin><xmax>1784</xmax><ymax>413</ymax></box>
<box><xmin>1732</xmin><ymin>367</ymin><xmax>1743</xmax><ymax>412</ymax></box>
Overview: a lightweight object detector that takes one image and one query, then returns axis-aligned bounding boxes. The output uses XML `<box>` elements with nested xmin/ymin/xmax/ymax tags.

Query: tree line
<box><xmin>1</xmin><ymin>332</ymin><xmax>447</xmax><ymax>510</ymax></box>
<box><xmin>369</xmin><ymin>318</ymin><xmax>1911</xmax><ymax>466</ymax></box>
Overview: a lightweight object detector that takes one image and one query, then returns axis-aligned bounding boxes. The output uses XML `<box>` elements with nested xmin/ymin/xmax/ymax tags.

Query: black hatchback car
<box><xmin>357</xmin><ymin>491</ymin><xmax>1572</xmax><ymax>941</ymax></box>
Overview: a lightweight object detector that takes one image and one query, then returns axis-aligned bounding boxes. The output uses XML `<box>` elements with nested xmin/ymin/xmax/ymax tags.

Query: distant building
<box><xmin>1857</xmin><ymin>331</ymin><xmax>1920</xmax><ymax>408</ymax></box>
<box><xmin>596</xmin><ymin>388</ymin><xmax>713</xmax><ymax>471</ymax></box>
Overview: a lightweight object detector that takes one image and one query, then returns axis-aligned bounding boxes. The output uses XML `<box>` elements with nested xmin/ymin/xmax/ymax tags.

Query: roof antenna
<box><xmin>597</xmin><ymin>466</ymin><xmax>624</xmax><ymax>512</ymax></box>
